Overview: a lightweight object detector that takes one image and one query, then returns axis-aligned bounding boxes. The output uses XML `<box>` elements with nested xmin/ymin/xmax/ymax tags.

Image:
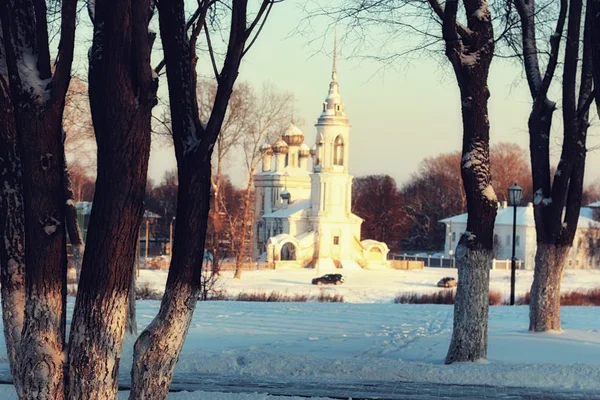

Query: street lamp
<box><xmin>508</xmin><ymin>183</ymin><xmax>523</xmax><ymax>305</ymax></box>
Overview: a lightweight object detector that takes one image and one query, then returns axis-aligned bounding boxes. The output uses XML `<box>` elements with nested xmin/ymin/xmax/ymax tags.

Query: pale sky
<box><xmin>142</xmin><ymin>1</ymin><xmax>600</xmax><ymax>190</ymax></box>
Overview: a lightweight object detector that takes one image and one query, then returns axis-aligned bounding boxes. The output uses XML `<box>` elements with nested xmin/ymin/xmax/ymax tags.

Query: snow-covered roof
<box><xmin>76</xmin><ymin>201</ymin><xmax>93</xmax><ymax>215</ymax></box>
<box><xmin>586</xmin><ymin>201</ymin><xmax>600</xmax><ymax>208</ymax></box>
<box><xmin>262</xmin><ymin>199</ymin><xmax>311</xmax><ymax>219</ymax></box>
<box><xmin>440</xmin><ymin>204</ymin><xmax>600</xmax><ymax>229</ymax></box>
<box><xmin>76</xmin><ymin>201</ymin><xmax>161</xmax><ymax>219</ymax></box>
<box><xmin>361</xmin><ymin>239</ymin><xmax>390</xmax><ymax>252</ymax></box>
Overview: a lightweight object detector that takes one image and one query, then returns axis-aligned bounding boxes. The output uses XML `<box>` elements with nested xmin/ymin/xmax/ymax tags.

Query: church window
<box><xmin>334</xmin><ymin>135</ymin><xmax>344</xmax><ymax>166</ymax></box>
<box><xmin>333</xmin><ymin>236</ymin><xmax>340</xmax><ymax>245</ymax></box>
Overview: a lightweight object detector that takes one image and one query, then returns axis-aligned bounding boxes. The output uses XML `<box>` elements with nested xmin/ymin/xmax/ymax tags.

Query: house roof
<box><xmin>76</xmin><ymin>201</ymin><xmax>161</xmax><ymax>219</ymax></box>
<box><xmin>262</xmin><ymin>199</ymin><xmax>311</xmax><ymax>219</ymax></box>
<box><xmin>440</xmin><ymin>204</ymin><xmax>600</xmax><ymax>229</ymax></box>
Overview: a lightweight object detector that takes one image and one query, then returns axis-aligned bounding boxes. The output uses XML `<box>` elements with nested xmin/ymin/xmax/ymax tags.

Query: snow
<box><xmin>482</xmin><ymin>184</ymin><xmax>497</xmax><ymax>202</ymax></box>
<box><xmin>16</xmin><ymin>50</ymin><xmax>51</xmax><ymax>104</ymax></box>
<box><xmin>138</xmin><ymin>267</ymin><xmax>600</xmax><ymax>305</ymax></box>
<box><xmin>2</xmin><ymin>267</ymin><xmax>600</xmax><ymax>396</ymax></box>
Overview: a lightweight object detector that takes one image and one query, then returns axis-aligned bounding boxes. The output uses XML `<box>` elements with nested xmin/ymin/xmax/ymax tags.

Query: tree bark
<box><xmin>0</xmin><ymin>66</ymin><xmax>26</xmax><ymax>396</ymax></box>
<box><xmin>1</xmin><ymin>0</ymin><xmax>77</xmax><ymax>395</ymax></box>
<box><xmin>529</xmin><ymin>244</ymin><xmax>568</xmax><ymax>331</ymax></box>
<box><xmin>438</xmin><ymin>0</ymin><xmax>497</xmax><ymax>364</ymax></box>
<box><xmin>66</xmin><ymin>0</ymin><xmax>156</xmax><ymax>397</ymax></box>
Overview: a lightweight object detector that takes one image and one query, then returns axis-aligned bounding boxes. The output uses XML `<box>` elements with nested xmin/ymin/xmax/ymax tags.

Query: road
<box><xmin>142</xmin><ymin>373</ymin><xmax>600</xmax><ymax>399</ymax></box>
<box><xmin>0</xmin><ymin>368</ymin><xmax>597</xmax><ymax>399</ymax></box>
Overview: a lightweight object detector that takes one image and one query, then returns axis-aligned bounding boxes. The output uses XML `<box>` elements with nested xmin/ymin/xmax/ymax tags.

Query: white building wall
<box><xmin>442</xmin><ymin>220</ymin><xmax>597</xmax><ymax>270</ymax></box>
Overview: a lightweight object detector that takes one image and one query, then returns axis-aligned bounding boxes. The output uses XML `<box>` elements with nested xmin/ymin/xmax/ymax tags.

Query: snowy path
<box><xmin>152</xmin><ymin>374</ymin><xmax>600</xmax><ymax>399</ymax></box>
<box><xmin>0</xmin><ymin>370</ymin><xmax>595</xmax><ymax>399</ymax></box>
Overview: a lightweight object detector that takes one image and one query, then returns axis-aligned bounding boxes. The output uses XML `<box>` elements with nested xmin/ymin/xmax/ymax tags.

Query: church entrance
<box><xmin>367</xmin><ymin>246</ymin><xmax>384</xmax><ymax>262</ymax></box>
<box><xmin>281</xmin><ymin>242</ymin><xmax>296</xmax><ymax>261</ymax></box>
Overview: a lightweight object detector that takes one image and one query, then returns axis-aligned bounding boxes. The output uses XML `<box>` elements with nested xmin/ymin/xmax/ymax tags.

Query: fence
<box><xmin>389</xmin><ymin>253</ymin><xmax>525</xmax><ymax>270</ymax></box>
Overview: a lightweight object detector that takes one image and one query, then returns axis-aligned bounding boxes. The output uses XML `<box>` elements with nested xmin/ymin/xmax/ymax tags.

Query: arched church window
<box><xmin>334</xmin><ymin>135</ymin><xmax>344</xmax><ymax>166</ymax></box>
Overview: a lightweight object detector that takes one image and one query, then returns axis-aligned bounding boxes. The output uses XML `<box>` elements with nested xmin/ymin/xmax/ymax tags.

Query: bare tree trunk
<box><xmin>515</xmin><ymin>0</ymin><xmax>592</xmax><ymax>332</ymax></box>
<box><xmin>447</xmin><ymin>249</ymin><xmax>491</xmax><ymax>362</ymax></box>
<box><xmin>63</xmin><ymin>151</ymin><xmax>84</xmax><ymax>283</ymax></box>
<box><xmin>131</xmin><ymin>165</ymin><xmax>211</xmax><ymax>398</ymax></box>
<box><xmin>437</xmin><ymin>0</ymin><xmax>497</xmax><ymax>364</ymax></box>
<box><xmin>131</xmin><ymin>0</ymin><xmax>275</xmax><ymax>395</ymax></box>
<box><xmin>0</xmin><ymin>69</ymin><xmax>26</xmax><ymax>396</ymax></box>
<box><xmin>66</xmin><ymin>0</ymin><xmax>156</xmax><ymax>397</ymax></box>
<box><xmin>1</xmin><ymin>0</ymin><xmax>77</xmax><ymax>395</ymax></box>
<box><xmin>529</xmin><ymin>244</ymin><xmax>568</xmax><ymax>331</ymax></box>
<box><xmin>234</xmin><ymin>189</ymin><xmax>253</xmax><ymax>279</ymax></box>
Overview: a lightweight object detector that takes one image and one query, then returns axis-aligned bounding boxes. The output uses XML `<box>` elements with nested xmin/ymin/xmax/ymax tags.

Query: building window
<box><xmin>334</xmin><ymin>135</ymin><xmax>344</xmax><ymax>166</ymax></box>
<box><xmin>516</xmin><ymin>235</ymin><xmax>520</xmax><ymax>247</ymax></box>
<box><xmin>506</xmin><ymin>235</ymin><xmax>511</xmax><ymax>246</ymax></box>
<box><xmin>452</xmin><ymin>232</ymin><xmax>456</xmax><ymax>242</ymax></box>
<box><xmin>333</xmin><ymin>236</ymin><xmax>340</xmax><ymax>245</ymax></box>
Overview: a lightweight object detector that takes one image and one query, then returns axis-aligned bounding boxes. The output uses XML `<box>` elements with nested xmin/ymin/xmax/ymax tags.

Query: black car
<box><xmin>437</xmin><ymin>277</ymin><xmax>457</xmax><ymax>288</ymax></box>
<box><xmin>312</xmin><ymin>274</ymin><xmax>344</xmax><ymax>286</ymax></box>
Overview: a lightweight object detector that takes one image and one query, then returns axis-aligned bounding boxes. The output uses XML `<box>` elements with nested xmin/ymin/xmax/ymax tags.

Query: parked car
<box><xmin>437</xmin><ymin>277</ymin><xmax>457</xmax><ymax>288</ymax></box>
<box><xmin>312</xmin><ymin>274</ymin><xmax>344</xmax><ymax>286</ymax></box>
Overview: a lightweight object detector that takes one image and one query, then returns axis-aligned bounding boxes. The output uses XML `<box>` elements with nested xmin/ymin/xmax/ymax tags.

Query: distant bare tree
<box><xmin>401</xmin><ymin>144</ymin><xmax>530</xmax><ymax>252</ymax></box>
<box><xmin>352</xmin><ymin>175</ymin><xmax>407</xmax><ymax>252</ymax></box>
<box><xmin>197</xmin><ymin>80</ymin><xmax>253</xmax><ymax>274</ymax></box>
<box><xmin>233</xmin><ymin>83</ymin><xmax>293</xmax><ymax>279</ymax></box>
<box><xmin>490</xmin><ymin>143</ymin><xmax>533</xmax><ymax>203</ymax></box>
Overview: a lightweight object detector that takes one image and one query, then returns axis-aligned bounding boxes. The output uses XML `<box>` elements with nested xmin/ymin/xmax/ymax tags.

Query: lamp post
<box><xmin>508</xmin><ymin>183</ymin><xmax>523</xmax><ymax>305</ymax></box>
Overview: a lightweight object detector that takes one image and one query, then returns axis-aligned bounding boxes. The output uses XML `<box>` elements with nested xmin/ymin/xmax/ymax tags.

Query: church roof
<box><xmin>282</xmin><ymin>122</ymin><xmax>305</xmax><ymax>146</ymax></box>
<box><xmin>257</xmin><ymin>166</ymin><xmax>310</xmax><ymax>177</ymax></box>
<box><xmin>262</xmin><ymin>199</ymin><xmax>311</xmax><ymax>219</ymax></box>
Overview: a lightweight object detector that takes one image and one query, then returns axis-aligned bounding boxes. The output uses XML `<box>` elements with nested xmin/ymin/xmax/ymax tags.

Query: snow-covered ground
<box><xmin>2</xmin><ymin>267</ymin><xmax>600</xmax><ymax>398</ymax></box>
<box><xmin>138</xmin><ymin>266</ymin><xmax>600</xmax><ymax>303</ymax></box>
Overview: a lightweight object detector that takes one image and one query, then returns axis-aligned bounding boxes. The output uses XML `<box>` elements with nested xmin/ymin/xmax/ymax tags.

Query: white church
<box><xmin>252</xmin><ymin>53</ymin><xmax>390</xmax><ymax>270</ymax></box>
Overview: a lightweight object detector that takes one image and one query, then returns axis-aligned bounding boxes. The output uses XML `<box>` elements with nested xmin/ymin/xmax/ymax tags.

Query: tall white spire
<box><xmin>332</xmin><ymin>30</ymin><xmax>338</xmax><ymax>82</ymax></box>
<box><xmin>317</xmin><ymin>30</ymin><xmax>348</xmax><ymax>125</ymax></box>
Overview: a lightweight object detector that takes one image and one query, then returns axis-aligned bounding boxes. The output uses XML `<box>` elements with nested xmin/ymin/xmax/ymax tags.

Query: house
<box><xmin>251</xmin><ymin>46</ymin><xmax>389</xmax><ymax>270</ymax></box>
<box><xmin>440</xmin><ymin>201</ymin><xmax>600</xmax><ymax>269</ymax></box>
